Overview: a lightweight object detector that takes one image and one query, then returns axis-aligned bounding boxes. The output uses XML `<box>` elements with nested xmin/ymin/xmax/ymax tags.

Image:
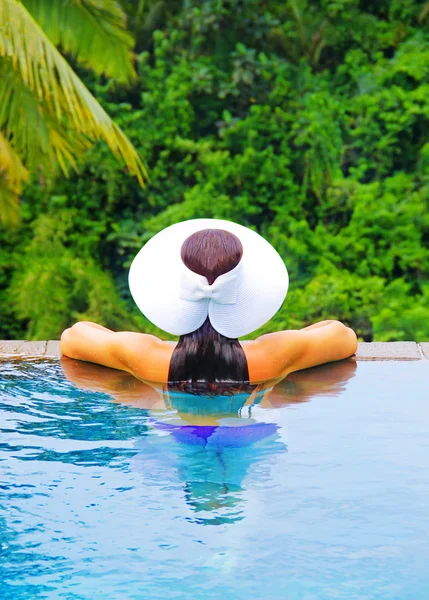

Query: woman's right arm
<box><xmin>60</xmin><ymin>321</ymin><xmax>127</xmax><ymax>369</ymax></box>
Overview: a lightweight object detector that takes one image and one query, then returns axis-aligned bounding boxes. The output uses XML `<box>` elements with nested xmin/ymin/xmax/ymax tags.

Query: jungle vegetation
<box><xmin>1</xmin><ymin>0</ymin><xmax>428</xmax><ymax>342</ymax></box>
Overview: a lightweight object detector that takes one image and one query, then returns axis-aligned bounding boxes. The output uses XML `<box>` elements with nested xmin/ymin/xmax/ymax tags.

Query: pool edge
<box><xmin>0</xmin><ymin>340</ymin><xmax>428</xmax><ymax>361</ymax></box>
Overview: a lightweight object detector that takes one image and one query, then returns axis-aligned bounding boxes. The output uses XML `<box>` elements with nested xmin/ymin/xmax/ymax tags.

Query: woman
<box><xmin>61</xmin><ymin>219</ymin><xmax>357</xmax><ymax>387</ymax></box>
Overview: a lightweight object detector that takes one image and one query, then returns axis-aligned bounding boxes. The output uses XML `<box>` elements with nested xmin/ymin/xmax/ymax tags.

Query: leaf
<box><xmin>22</xmin><ymin>0</ymin><xmax>136</xmax><ymax>84</ymax></box>
<box><xmin>0</xmin><ymin>174</ymin><xmax>21</xmax><ymax>226</ymax></box>
<box><xmin>0</xmin><ymin>130</ymin><xmax>29</xmax><ymax>191</ymax></box>
<box><xmin>0</xmin><ymin>63</ymin><xmax>88</xmax><ymax>174</ymax></box>
<box><xmin>0</xmin><ymin>0</ymin><xmax>148</xmax><ymax>189</ymax></box>
<box><xmin>0</xmin><ymin>131</ymin><xmax>28</xmax><ymax>224</ymax></box>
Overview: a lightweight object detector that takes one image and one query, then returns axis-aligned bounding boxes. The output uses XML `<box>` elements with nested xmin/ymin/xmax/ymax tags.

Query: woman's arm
<box><xmin>60</xmin><ymin>322</ymin><xmax>127</xmax><ymax>371</ymax></box>
<box><xmin>255</xmin><ymin>320</ymin><xmax>358</xmax><ymax>378</ymax></box>
<box><xmin>299</xmin><ymin>319</ymin><xmax>342</xmax><ymax>331</ymax></box>
<box><xmin>60</xmin><ymin>321</ymin><xmax>161</xmax><ymax>374</ymax></box>
<box><xmin>289</xmin><ymin>320</ymin><xmax>358</xmax><ymax>373</ymax></box>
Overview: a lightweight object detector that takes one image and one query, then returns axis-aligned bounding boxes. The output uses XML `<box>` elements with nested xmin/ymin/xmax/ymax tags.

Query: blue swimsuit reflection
<box><xmin>132</xmin><ymin>390</ymin><xmax>286</xmax><ymax>525</ymax></box>
<box><xmin>59</xmin><ymin>359</ymin><xmax>288</xmax><ymax>526</ymax></box>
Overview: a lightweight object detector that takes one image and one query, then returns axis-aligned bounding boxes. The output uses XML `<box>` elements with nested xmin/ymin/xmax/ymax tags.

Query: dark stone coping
<box><xmin>0</xmin><ymin>340</ymin><xmax>428</xmax><ymax>361</ymax></box>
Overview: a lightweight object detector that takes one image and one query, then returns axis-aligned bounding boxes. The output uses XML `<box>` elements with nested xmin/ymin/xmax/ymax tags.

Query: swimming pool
<box><xmin>1</xmin><ymin>358</ymin><xmax>429</xmax><ymax>599</ymax></box>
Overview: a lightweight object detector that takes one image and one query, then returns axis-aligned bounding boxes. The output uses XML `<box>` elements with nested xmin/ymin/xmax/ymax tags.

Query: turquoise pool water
<box><xmin>1</xmin><ymin>358</ymin><xmax>429</xmax><ymax>599</ymax></box>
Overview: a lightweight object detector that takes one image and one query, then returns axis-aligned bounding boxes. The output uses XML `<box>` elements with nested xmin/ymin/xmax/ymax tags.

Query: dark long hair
<box><xmin>168</xmin><ymin>229</ymin><xmax>250</xmax><ymax>394</ymax></box>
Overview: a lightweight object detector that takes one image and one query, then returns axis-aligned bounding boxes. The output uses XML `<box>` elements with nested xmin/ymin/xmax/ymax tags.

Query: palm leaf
<box><xmin>0</xmin><ymin>176</ymin><xmax>21</xmax><ymax>225</ymax></box>
<box><xmin>22</xmin><ymin>0</ymin><xmax>136</xmax><ymax>84</ymax></box>
<box><xmin>0</xmin><ymin>0</ymin><xmax>148</xmax><ymax>187</ymax></box>
<box><xmin>0</xmin><ymin>63</ymin><xmax>89</xmax><ymax>176</ymax></box>
<box><xmin>0</xmin><ymin>132</ymin><xmax>28</xmax><ymax>224</ymax></box>
<box><xmin>0</xmin><ymin>131</ymin><xmax>29</xmax><ymax>191</ymax></box>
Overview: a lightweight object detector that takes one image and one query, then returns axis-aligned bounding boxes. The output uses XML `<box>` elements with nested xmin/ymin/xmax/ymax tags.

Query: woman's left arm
<box><xmin>289</xmin><ymin>320</ymin><xmax>358</xmax><ymax>372</ymax></box>
<box><xmin>255</xmin><ymin>320</ymin><xmax>358</xmax><ymax>378</ymax></box>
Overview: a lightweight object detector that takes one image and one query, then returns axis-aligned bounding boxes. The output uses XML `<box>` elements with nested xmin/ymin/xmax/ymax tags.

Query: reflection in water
<box><xmin>260</xmin><ymin>359</ymin><xmax>358</xmax><ymax>407</ymax></box>
<box><xmin>60</xmin><ymin>358</ymin><xmax>357</xmax><ymax>525</ymax></box>
<box><xmin>4</xmin><ymin>359</ymin><xmax>429</xmax><ymax>599</ymax></box>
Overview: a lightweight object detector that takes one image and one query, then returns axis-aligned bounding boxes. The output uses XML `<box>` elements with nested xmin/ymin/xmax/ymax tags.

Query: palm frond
<box><xmin>0</xmin><ymin>176</ymin><xmax>20</xmax><ymax>225</ymax></box>
<box><xmin>0</xmin><ymin>62</ymin><xmax>89</xmax><ymax>177</ymax></box>
<box><xmin>22</xmin><ymin>0</ymin><xmax>136</xmax><ymax>83</ymax></box>
<box><xmin>0</xmin><ymin>130</ymin><xmax>28</xmax><ymax>191</ymax></box>
<box><xmin>0</xmin><ymin>133</ymin><xmax>28</xmax><ymax>224</ymax></box>
<box><xmin>0</xmin><ymin>0</ymin><xmax>148</xmax><ymax>186</ymax></box>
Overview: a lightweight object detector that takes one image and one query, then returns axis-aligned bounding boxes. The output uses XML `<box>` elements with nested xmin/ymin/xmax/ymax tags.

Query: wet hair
<box><xmin>168</xmin><ymin>229</ymin><xmax>251</xmax><ymax>395</ymax></box>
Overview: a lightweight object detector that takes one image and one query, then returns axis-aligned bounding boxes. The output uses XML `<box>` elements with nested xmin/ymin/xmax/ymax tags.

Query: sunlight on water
<box><xmin>1</xmin><ymin>358</ymin><xmax>429</xmax><ymax>599</ymax></box>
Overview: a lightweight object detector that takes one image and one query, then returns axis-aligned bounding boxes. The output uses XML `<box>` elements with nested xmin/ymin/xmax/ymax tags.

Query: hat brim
<box><xmin>128</xmin><ymin>219</ymin><xmax>288</xmax><ymax>338</ymax></box>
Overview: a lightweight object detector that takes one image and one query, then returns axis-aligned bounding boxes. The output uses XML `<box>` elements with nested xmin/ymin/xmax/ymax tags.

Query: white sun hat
<box><xmin>128</xmin><ymin>218</ymin><xmax>288</xmax><ymax>338</ymax></box>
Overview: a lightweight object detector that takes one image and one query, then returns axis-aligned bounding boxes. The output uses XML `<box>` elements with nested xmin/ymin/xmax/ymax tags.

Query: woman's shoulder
<box><xmin>115</xmin><ymin>333</ymin><xmax>177</xmax><ymax>382</ymax></box>
<box><xmin>241</xmin><ymin>331</ymin><xmax>303</xmax><ymax>383</ymax></box>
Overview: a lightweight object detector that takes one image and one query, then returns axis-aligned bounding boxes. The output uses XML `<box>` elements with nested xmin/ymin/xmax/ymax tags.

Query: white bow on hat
<box><xmin>179</xmin><ymin>264</ymin><xmax>240</xmax><ymax>305</ymax></box>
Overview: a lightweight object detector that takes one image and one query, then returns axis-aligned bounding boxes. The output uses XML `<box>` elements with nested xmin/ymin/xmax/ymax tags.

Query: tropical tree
<box><xmin>0</xmin><ymin>0</ymin><xmax>147</xmax><ymax>224</ymax></box>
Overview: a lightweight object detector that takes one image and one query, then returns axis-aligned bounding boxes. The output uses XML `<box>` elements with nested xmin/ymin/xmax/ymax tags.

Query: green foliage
<box><xmin>7</xmin><ymin>213</ymin><xmax>142</xmax><ymax>339</ymax></box>
<box><xmin>1</xmin><ymin>0</ymin><xmax>429</xmax><ymax>341</ymax></box>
